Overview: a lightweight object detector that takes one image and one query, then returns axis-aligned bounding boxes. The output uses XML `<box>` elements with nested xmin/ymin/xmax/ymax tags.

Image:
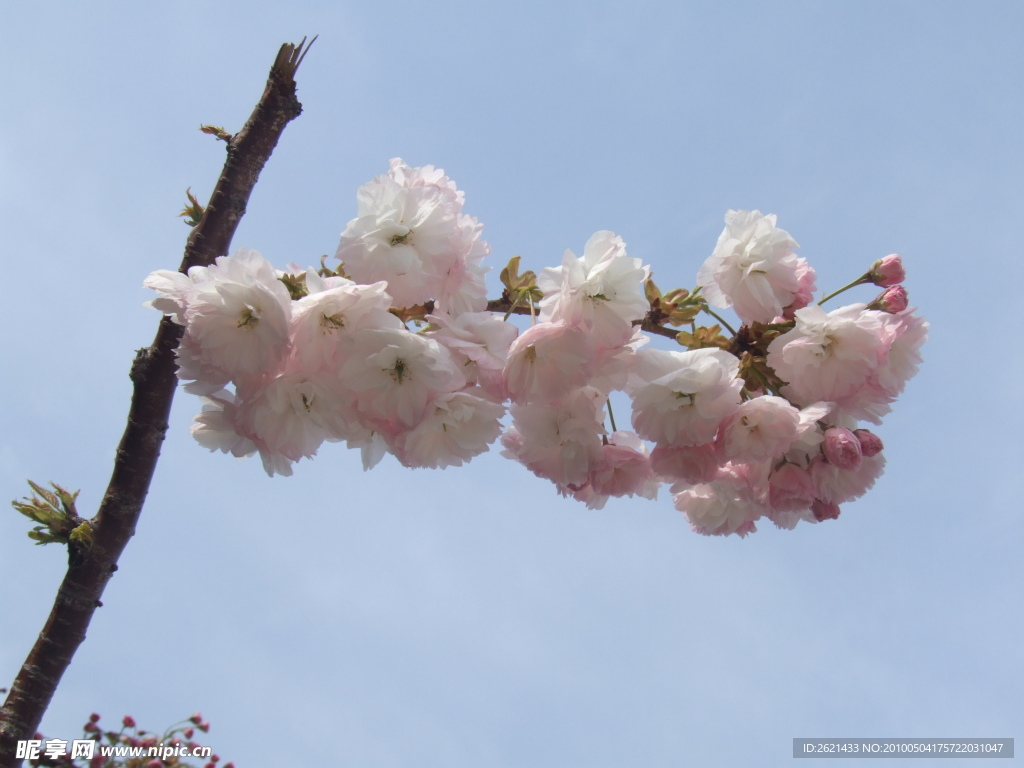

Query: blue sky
<box><xmin>1</xmin><ymin>2</ymin><xmax>1021</xmax><ymax>766</ymax></box>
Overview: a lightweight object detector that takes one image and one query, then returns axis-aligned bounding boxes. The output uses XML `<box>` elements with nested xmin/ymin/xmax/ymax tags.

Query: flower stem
<box><xmin>818</xmin><ymin>274</ymin><xmax>871</xmax><ymax>306</ymax></box>
<box><xmin>701</xmin><ymin>306</ymin><xmax>737</xmax><ymax>336</ymax></box>
<box><xmin>606</xmin><ymin>397</ymin><xmax>618</xmax><ymax>433</ymax></box>
<box><xmin>502</xmin><ymin>291</ymin><xmax>525</xmax><ymax>321</ymax></box>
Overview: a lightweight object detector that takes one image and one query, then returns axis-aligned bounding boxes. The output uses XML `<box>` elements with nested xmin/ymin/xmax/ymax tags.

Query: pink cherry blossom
<box><xmin>767</xmin><ymin>462</ymin><xmax>817</xmax><ymax>516</ymax></box>
<box><xmin>629</xmin><ymin>348</ymin><xmax>743</xmax><ymax>446</ymax></box>
<box><xmin>871</xmin><ymin>309</ymin><xmax>928</xmax><ymax>401</ymax></box>
<box><xmin>538</xmin><ymin>230</ymin><xmax>649</xmax><ymax>347</ymax></box>
<box><xmin>697</xmin><ymin>210</ymin><xmax>816</xmax><ymax>324</ymax></box>
<box><xmin>823</xmin><ymin>307</ymin><xmax>928</xmax><ymax>425</ymax></box>
<box><xmin>782</xmin><ymin>258</ymin><xmax>818</xmax><ymax>319</ymax></box>
<box><xmin>168</xmin><ymin>249</ymin><xmax>294</xmax><ymax>394</ymax></box>
<box><xmin>809</xmin><ymin>452</ymin><xmax>886</xmax><ymax>505</ymax></box>
<box><xmin>767</xmin><ymin>303</ymin><xmax>887</xmax><ymax>409</ymax></box>
<box><xmin>337</xmin><ymin>327</ymin><xmax>465</xmax><ymax>429</ymax></box>
<box><xmin>649</xmin><ymin>442</ymin><xmax>721</xmax><ymax>484</ymax></box>
<box><xmin>289</xmin><ymin>271</ymin><xmax>401</xmax><ymax>373</ymax></box>
<box><xmin>392</xmin><ymin>388</ymin><xmax>506</xmax><ymax>469</ymax></box>
<box><xmin>503</xmin><ymin>322</ymin><xmax>597</xmax><ymax>405</ymax></box>
<box><xmin>190</xmin><ymin>391</ymin><xmax>259</xmax><ymax>464</ymax></box>
<box><xmin>426</xmin><ymin>311</ymin><xmax>518</xmax><ymax>400</ymax></box>
<box><xmin>143</xmin><ymin>269</ymin><xmax>194</xmax><ymax>324</ymax></box>
<box><xmin>500</xmin><ymin>388</ymin><xmax>606</xmax><ymax>488</ymax></box>
<box><xmin>335</xmin><ymin>158</ymin><xmax>488</xmax><ymax>312</ymax></box>
<box><xmin>588</xmin><ymin>431</ymin><xmax>660</xmax><ymax>500</ymax></box>
<box><xmin>672</xmin><ymin>463</ymin><xmax>767</xmax><ymax>537</ymax></box>
<box><xmin>718</xmin><ymin>395</ymin><xmax>801</xmax><ymax>462</ymax></box>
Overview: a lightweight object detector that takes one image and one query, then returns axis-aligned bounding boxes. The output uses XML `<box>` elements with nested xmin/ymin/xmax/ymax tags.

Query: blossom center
<box><xmin>387</xmin><ymin>358</ymin><xmax>409</xmax><ymax>384</ymax></box>
<box><xmin>320</xmin><ymin>312</ymin><xmax>345</xmax><ymax>333</ymax></box>
<box><xmin>237</xmin><ymin>305</ymin><xmax>261</xmax><ymax>329</ymax></box>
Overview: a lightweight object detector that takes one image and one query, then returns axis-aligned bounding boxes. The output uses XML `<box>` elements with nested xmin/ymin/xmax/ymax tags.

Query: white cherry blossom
<box><xmin>697</xmin><ymin>210</ymin><xmax>815</xmax><ymax>324</ymax></box>
<box><xmin>629</xmin><ymin>348</ymin><xmax>743</xmax><ymax>446</ymax></box>
<box><xmin>539</xmin><ymin>230</ymin><xmax>649</xmax><ymax>347</ymax></box>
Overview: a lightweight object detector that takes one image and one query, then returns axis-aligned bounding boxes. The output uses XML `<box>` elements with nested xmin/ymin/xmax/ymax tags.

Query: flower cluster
<box><xmin>26</xmin><ymin>711</ymin><xmax>232</xmax><ymax>768</ymax></box>
<box><xmin>146</xmin><ymin>162</ymin><xmax>926</xmax><ymax>536</ymax></box>
<box><xmin>146</xmin><ymin>160</ymin><xmax>508</xmax><ymax>476</ymax></box>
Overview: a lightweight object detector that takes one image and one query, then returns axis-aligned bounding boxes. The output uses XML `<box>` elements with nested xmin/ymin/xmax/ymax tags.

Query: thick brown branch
<box><xmin>0</xmin><ymin>39</ymin><xmax>311</xmax><ymax>766</ymax></box>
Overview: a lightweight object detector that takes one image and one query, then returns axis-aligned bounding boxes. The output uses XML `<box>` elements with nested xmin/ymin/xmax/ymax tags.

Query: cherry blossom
<box><xmin>538</xmin><ymin>230</ymin><xmax>649</xmax><ymax>347</ymax></box>
<box><xmin>143</xmin><ymin>161</ymin><xmax>926</xmax><ymax>539</ymax></box>
<box><xmin>697</xmin><ymin>209</ymin><xmax>816</xmax><ymax>324</ymax></box>
<box><xmin>766</xmin><ymin>303</ymin><xmax>887</xmax><ymax>410</ymax></box>
<box><xmin>503</xmin><ymin>322</ymin><xmax>598</xmax><ymax>405</ymax></box>
<box><xmin>629</xmin><ymin>348</ymin><xmax>743</xmax><ymax>446</ymax></box>
<box><xmin>335</xmin><ymin>158</ymin><xmax>488</xmax><ymax>313</ymax></box>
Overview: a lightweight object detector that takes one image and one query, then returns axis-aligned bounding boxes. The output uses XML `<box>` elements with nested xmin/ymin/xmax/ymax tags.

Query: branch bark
<box><xmin>0</xmin><ymin>38</ymin><xmax>312</xmax><ymax>766</ymax></box>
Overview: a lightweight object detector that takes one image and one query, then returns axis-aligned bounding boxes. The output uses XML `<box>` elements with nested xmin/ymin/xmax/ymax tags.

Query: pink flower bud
<box><xmin>122</xmin><ymin>715</ymin><xmax>136</xmax><ymax>729</ymax></box>
<box><xmin>854</xmin><ymin>429</ymin><xmax>884</xmax><ymax>457</ymax></box>
<box><xmin>812</xmin><ymin>498</ymin><xmax>841</xmax><ymax>521</ymax></box>
<box><xmin>198</xmin><ymin>720</ymin><xmax>210</xmax><ymax>733</ymax></box>
<box><xmin>822</xmin><ymin>427</ymin><xmax>863</xmax><ymax>471</ymax></box>
<box><xmin>190</xmin><ymin>712</ymin><xmax>204</xmax><ymax>725</ymax></box>
<box><xmin>868</xmin><ymin>285</ymin><xmax>908</xmax><ymax>313</ymax></box>
<box><xmin>89</xmin><ymin>713</ymin><xmax>101</xmax><ymax>723</ymax></box>
<box><xmin>184</xmin><ymin>727</ymin><xmax>195</xmax><ymax>739</ymax></box>
<box><xmin>869</xmin><ymin>253</ymin><xmax>905</xmax><ymax>287</ymax></box>
<box><xmin>84</xmin><ymin>722</ymin><xmax>99</xmax><ymax>733</ymax></box>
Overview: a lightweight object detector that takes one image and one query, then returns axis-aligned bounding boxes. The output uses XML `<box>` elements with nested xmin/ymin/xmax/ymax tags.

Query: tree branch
<box><xmin>485</xmin><ymin>297</ymin><xmax>682</xmax><ymax>340</ymax></box>
<box><xmin>0</xmin><ymin>38</ymin><xmax>312</xmax><ymax>766</ymax></box>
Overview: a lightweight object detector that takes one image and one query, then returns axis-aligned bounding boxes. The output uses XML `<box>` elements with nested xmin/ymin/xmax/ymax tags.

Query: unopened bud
<box><xmin>822</xmin><ymin>427</ymin><xmax>863</xmax><ymax>471</ymax></box>
<box><xmin>89</xmin><ymin>713</ymin><xmax>101</xmax><ymax>723</ymax></box>
<box><xmin>122</xmin><ymin>715</ymin><xmax>136</xmax><ymax>729</ymax></box>
<box><xmin>868</xmin><ymin>285</ymin><xmax>908</xmax><ymax>313</ymax></box>
<box><xmin>84</xmin><ymin>722</ymin><xmax>99</xmax><ymax>733</ymax></box>
<box><xmin>854</xmin><ymin>429</ymin><xmax>884</xmax><ymax>457</ymax></box>
<box><xmin>190</xmin><ymin>712</ymin><xmax>204</xmax><ymax>725</ymax></box>
<box><xmin>184</xmin><ymin>727</ymin><xmax>194</xmax><ymax>739</ymax></box>
<box><xmin>812</xmin><ymin>499</ymin><xmax>841</xmax><ymax>521</ymax></box>
<box><xmin>869</xmin><ymin>253</ymin><xmax>905</xmax><ymax>287</ymax></box>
